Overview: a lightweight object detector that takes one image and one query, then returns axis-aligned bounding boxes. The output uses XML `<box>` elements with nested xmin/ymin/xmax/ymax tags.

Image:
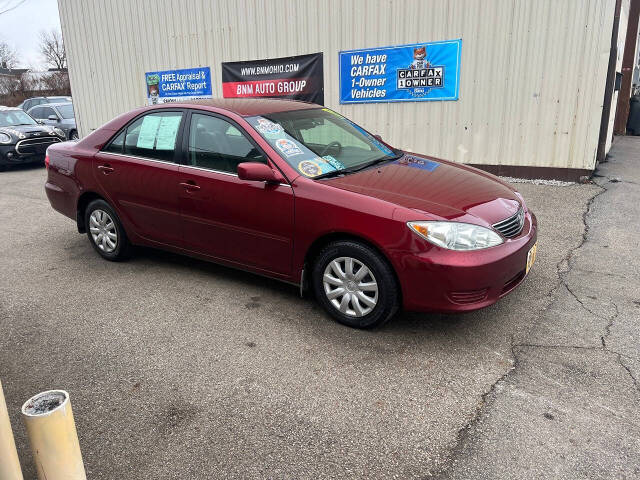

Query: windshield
<box><xmin>246</xmin><ymin>108</ymin><xmax>399</xmax><ymax>178</ymax></box>
<box><xmin>0</xmin><ymin>110</ymin><xmax>37</xmax><ymax>127</ymax></box>
<box><xmin>56</xmin><ymin>104</ymin><xmax>74</xmax><ymax>119</ymax></box>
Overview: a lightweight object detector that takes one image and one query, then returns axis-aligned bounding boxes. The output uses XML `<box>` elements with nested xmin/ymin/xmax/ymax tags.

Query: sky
<box><xmin>0</xmin><ymin>0</ymin><xmax>62</xmax><ymax>69</ymax></box>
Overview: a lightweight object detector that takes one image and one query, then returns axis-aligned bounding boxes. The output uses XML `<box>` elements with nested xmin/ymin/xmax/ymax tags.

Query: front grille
<box><xmin>493</xmin><ymin>207</ymin><xmax>525</xmax><ymax>238</ymax></box>
<box><xmin>15</xmin><ymin>137</ymin><xmax>61</xmax><ymax>156</ymax></box>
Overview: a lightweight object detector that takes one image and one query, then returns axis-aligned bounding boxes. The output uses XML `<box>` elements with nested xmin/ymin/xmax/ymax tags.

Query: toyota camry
<box><xmin>45</xmin><ymin>99</ymin><xmax>537</xmax><ymax>328</ymax></box>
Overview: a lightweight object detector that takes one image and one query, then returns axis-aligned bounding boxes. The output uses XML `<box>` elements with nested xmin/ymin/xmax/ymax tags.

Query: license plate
<box><xmin>526</xmin><ymin>242</ymin><xmax>537</xmax><ymax>275</ymax></box>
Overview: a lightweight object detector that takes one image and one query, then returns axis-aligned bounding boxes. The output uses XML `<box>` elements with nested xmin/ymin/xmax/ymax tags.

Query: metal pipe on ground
<box><xmin>21</xmin><ymin>390</ymin><xmax>86</xmax><ymax>480</ymax></box>
<box><xmin>0</xmin><ymin>380</ymin><xmax>23</xmax><ymax>480</ymax></box>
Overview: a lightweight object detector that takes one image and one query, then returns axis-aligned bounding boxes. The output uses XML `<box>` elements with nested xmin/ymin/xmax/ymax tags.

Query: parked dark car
<box><xmin>0</xmin><ymin>106</ymin><xmax>66</xmax><ymax>170</ymax></box>
<box><xmin>28</xmin><ymin>102</ymin><xmax>78</xmax><ymax>140</ymax></box>
<box><xmin>45</xmin><ymin>99</ymin><xmax>537</xmax><ymax>328</ymax></box>
<box><xmin>627</xmin><ymin>95</ymin><xmax>640</xmax><ymax>136</ymax></box>
<box><xmin>19</xmin><ymin>96</ymin><xmax>72</xmax><ymax>112</ymax></box>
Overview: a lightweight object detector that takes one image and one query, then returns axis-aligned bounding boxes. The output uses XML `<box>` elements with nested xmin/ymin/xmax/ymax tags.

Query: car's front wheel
<box><xmin>312</xmin><ymin>241</ymin><xmax>399</xmax><ymax>328</ymax></box>
<box><xmin>84</xmin><ymin>199</ymin><xmax>131</xmax><ymax>261</ymax></box>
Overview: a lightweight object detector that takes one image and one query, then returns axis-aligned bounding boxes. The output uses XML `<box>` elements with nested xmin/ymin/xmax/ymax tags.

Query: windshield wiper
<box><xmin>348</xmin><ymin>154</ymin><xmax>402</xmax><ymax>173</ymax></box>
<box><xmin>314</xmin><ymin>169</ymin><xmax>346</xmax><ymax>180</ymax></box>
<box><xmin>314</xmin><ymin>154</ymin><xmax>402</xmax><ymax>180</ymax></box>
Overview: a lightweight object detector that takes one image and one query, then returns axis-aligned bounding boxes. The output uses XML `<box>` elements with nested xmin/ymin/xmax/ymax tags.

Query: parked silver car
<box><xmin>19</xmin><ymin>96</ymin><xmax>72</xmax><ymax>112</ymax></box>
<box><xmin>27</xmin><ymin>102</ymin><xmax>77</xmax><ymax>140</ymax></box>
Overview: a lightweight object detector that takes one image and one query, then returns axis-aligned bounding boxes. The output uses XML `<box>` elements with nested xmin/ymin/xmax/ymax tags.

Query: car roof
<box><xmin>176</xmin><ymin>98</ymin><xmax>321</xmax><ymax>116</ymax></box>
<box><xmin>47</xmin><ymin>102</ymin><xmax>73</xmax><ymax>107</ymax></box>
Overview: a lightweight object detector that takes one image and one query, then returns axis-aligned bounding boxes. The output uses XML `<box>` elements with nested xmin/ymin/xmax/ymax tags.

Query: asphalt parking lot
<box><xmin>1</xmin><ymin>139</ymin><xmax>638</xmax><ymax>479</ymax></box>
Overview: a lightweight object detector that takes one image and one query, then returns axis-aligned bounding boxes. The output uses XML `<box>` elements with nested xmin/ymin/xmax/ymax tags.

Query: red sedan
<box><xmin>45</xmin><ymin>99</ymin><xmax>537</xmax><ymax>328</ymax></box>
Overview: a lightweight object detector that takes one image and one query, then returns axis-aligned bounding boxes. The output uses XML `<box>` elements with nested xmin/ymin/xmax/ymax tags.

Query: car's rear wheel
<box><xmin>312</xmin><ymin>241</ymin><xmax>399</xmax><ymax>329</ymax></box>
<box><xmin>84</xmin><ymin>199</ymin><xmax>131</xmax><ymax>261</ymax></box>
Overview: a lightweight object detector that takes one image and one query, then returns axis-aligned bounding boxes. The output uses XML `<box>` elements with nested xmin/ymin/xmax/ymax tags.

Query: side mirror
<box><xmin>373</xmin><ymin>134</ymin><xmax>383</xmax><ymax>141</ymax></box>
<box><xmin>237</xmin><ymin>162</ymin><xmax>284</xmax><ymax>184</ymax></box>
<box><xmin>48</xmin><ymin>115</ymin><xmax>59</xmax><ymax>121</ymax></box>
<box><xmin>37</xmin><ymin>120</ymin><xmax>44</xmax><ymax>125</ymax></box>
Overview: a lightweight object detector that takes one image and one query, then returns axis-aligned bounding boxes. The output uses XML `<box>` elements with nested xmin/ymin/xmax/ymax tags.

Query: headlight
<box><xmin>0</xmin><ymin>132</ymin><xmax>11</xmax><ymax>144</ymax></box>
<box><xmin>53</xmin><ymin>128</ymin><xmax>66</xmax><ymax>138</ymax></box>
<box><xmin>407</xmin><ymin>221</ymin><xmax>504</xmax><ymax>250</ymax></box>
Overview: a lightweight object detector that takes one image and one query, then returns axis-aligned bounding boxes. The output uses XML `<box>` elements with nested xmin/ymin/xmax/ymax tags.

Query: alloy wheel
<box><xmin>322</xmin><ymin>256</ymin><xmax>378</xmax><ymax>317</ymax></box>
<box><xmin>89</xmin><ymin>209</ymin><xmax>118</xmax><ymax>253</ymax></box>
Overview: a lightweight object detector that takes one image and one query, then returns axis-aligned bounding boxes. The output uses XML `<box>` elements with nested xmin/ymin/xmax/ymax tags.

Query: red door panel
<box><xmin>178</xmin><ymin>166</ymin><xmax>294</xmax><ymax>276</ymax></box>
<box><xmin>94</xmin><ymin>152</ymin><xmax>183</xmax><ymax>247</ymax></box>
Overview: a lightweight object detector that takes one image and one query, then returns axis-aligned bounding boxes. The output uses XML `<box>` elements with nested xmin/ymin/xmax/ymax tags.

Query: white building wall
<box><xmin>59</xmin><ymin>0</ymin><xmax>617</xmax><ymax>172</ymax></box>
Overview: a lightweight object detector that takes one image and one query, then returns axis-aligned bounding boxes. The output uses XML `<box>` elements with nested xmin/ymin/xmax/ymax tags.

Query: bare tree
<box><xmin>0</xmin><ymin>0</ymin><xmax>27</xmax><ymax>16</ymax></box>
<box><xmin>41</xmin><ymin>71</ymin><xmax>70</xmax><ymax>92</ymax></box>
<box><xmin>0</xmin><ymin>75</ymin><xmax>18</xmax><ymax>95</ymax></box>
<box><xmin>39</xmin><ymin>29</ymin><xmax>66</xmax><ymax>70</ymax></box>
<box><xmin>0</xmin><ymin>41</ymin><xmax>17</xmax><ymax>69</ymax></box>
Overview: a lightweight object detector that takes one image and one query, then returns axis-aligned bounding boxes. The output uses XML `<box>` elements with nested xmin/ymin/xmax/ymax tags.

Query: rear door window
<box><xmin>123</xmin><ymin>111</ymin><xmax>183</xmax><ymax>162</ymax></box>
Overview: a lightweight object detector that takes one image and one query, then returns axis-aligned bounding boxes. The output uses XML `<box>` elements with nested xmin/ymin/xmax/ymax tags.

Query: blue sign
<box><xmin>339</xmin><ymin>40</ymin><xmax>461</xmax><ymax>103</ymax></box>
<box><xmin>145</xmin><ymin>67</ymin><xmax>212</xmax><ymax>105</ymax></box>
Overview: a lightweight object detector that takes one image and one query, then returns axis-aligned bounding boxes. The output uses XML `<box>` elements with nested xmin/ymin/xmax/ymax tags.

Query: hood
<box><xmin>322</xmin><ymin>153</ymin><xmax>521</xmax><ymax>225</ymax></box>
<box><xmin>0</xmin><ymin>124</ymin><xmax>63</xmax><ymax>140</ymax></box>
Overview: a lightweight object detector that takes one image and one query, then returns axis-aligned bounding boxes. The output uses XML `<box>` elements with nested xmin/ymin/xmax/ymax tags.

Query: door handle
<box><xmin>179</xmin><ymin>181</ymin><xmax>201</xmax><ymax>191</ymax></box>
<box><xmin>97</xmin><ymin>164</ymin><xmax>114</xmax><ymax>174</ymax></box>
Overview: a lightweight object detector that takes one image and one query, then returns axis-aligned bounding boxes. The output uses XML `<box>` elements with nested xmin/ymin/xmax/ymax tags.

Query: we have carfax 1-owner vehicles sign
<box><xmin>339</xmin><ymin>40</ymin><xmax>461</xmax><ymax>103</ymax></box>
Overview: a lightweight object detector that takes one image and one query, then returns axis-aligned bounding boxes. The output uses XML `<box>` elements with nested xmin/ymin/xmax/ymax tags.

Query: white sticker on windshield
<box><xmin>255</xmin><ymin>118</ymin><xmax>283</xmax><ymax>138</ymax></box>
<box><xmin>275</xmin><ymin>138</ymin><xmax>303</xmax><ymax>157</ymax></box>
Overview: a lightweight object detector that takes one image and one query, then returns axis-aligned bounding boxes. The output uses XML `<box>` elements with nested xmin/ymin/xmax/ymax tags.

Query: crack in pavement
<box><xmin>432</xmin><ymin>174</ymin><xmax>640</xmax><ymax>478</ymax></box>
<box><xmin>617</xmin><ymin>355</ymin><xmax>640</xmax><ymax>391</ymax></box>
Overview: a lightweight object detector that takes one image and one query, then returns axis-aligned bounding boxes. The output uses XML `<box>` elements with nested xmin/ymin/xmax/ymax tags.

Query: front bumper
<box><xmin>0</xmin><ymin>135</ymin><xmax>63</xmax><ymax>166</ymax></box>
<box><xmin>0</xmin><ymin>145</ymin><xmax>45</xmax><ymax>166</ymax></box>
<box><xmin>392</xmin><ymin>211</ymin><xmax>538</xmax><ymax>313</ymax></box>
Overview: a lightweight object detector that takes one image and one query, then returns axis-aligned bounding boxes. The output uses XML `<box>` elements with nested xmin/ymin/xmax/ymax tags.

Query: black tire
<box><xmin>84</xmin><ymin>199</ymin><xmax>132</xmax><ymax>261</ymax></box>
<box><xmin>69</xmin><ymin>130</ymin><xmax>79</xmax><ymax>140</ymax></box>
<box><xmin>311</xmin><ymin>241</ymin><xmax>399</xmax><ymax>329</ymax></box>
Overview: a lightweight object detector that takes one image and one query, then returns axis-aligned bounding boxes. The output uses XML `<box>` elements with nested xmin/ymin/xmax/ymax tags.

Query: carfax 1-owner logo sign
<box><xmin>339</xmin><ymin>40</ymin><xmax>461</xmax><ymax>103</ymax></box>
<box><xmin>145</xmin><ymin>67</ymin><xmax>213</xmax><ymax>105</ymax></box>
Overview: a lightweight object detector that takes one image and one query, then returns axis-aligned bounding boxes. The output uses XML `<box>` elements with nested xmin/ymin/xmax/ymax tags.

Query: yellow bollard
<box><xmin>0</xmin><ymin>380</ymin><xmax>23</xmax><ymax>480</ymax></box>
<box><xmin>21</xmin><ymin>390</ymin><xmax>86</xmax><ymax>480</ymax></box>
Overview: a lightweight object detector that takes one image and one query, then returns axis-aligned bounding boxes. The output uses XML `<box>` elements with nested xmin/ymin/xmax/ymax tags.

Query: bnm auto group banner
<box><xmin>222</xmin><ymin>53</ymin><xmax>324</xmax><ymax>104</ymax></box>
<box><xmin>339</xmin><ymin>40</ymin><xmax>461</xmax><ymax>103</ymax></box>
